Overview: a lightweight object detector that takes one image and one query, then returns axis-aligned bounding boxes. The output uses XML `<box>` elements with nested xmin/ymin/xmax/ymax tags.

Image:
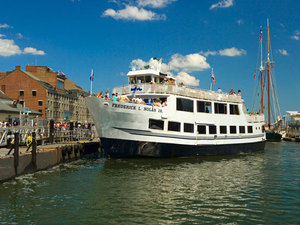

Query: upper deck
<box><xmin>113</xmin><ymin>83</ymin><xmax>243</xmax><ymax>103</ymax></box>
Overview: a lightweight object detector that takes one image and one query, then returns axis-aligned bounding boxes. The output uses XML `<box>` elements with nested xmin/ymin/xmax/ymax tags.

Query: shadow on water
<box><xmin>0</xmin><ymin>142</ymin><xmax>300</xmax><ymax>225</ymax></box>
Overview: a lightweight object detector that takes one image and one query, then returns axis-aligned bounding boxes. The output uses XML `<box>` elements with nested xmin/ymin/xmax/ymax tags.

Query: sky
<box><xmin>0</xmin><ymin>0</ymin><xmax>299</xmax><ymax>115</ymax></box>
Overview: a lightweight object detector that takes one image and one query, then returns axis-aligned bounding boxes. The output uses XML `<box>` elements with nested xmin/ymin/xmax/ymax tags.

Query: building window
<box><xmin>220</xmin><ymin>126</ymin><xmax>227</xmax><ymax>134</ymax></box>
<box><xmin>39</xmin><ymin>110</ymin><xmax>43</xmax><ymax>114</ymax></box>
<box><xmin>38</xmin><ymin>100</ymin><xmax>43</xmax><ymax>106</ymax></box>
<box><xmin>214</xmin><ymin>103</ymin><xmax>227</xmax><ymax>114</ymax></box>
<box><xmin>168</xmin><ymin>121</ymin><xmax>180</xmax><ymax>132</ymax></box>
<box><xmin>1</xmin><ymin>85</ymin><xmax>5</xmax><ymax>93</ymax></box>
<box><xmin>248</xmin><ymin>126</ymin><xmax>253</xmax><ymax>133</ymax></box>
<box><xmin>230</xmin><ymin>126</ymin><xmax>237</xmax><ymax>134</ymax></box>
<box><xmin>230</xmin><ymin>104</ymin><xmax>240</xmax><ymax>115</ymax></box>
<box><xmin>239</xmin><ymin>126</ymin><xmax>245</xmax><ymax>134</ymax></box>
<box><xmin>20</xmin><ymin>100</ymin><xmax>24</xmax><ymax>106</ymax></box>
<box><xmin>32</xmin><ymin>90</ymin><xmax>37</xmax><ymax>97</ymax></box>
<box><xmin>149</xmin><ymin>119</ymin><xmax>164</xmax><ymax>130</ymax></box>
<box><xmin>197</xmin><ymin>125</ymin><xmax>206</xmax><ymax>134</ymax></box>
<box><xmin>57</xmin><ymin>80</ymin><xmax>64</xmax><ymax>89</ymax></box>
<box><xmin>19</xmin><ymin>90</ymin><xmax>24</xmax><ymax>97</ymax></box>
<box><xmin>197</xmin><ymin>101</ymin><xmax>211</xmax><ymax>113</ymax></box>
<box><xmin>209</xmin><ymin>125</ymin><xmax>217</xmax><ymax>134</ymax></box>
<box><xmin>176</xmin><ymin>98</ymin><xmax>194</xmax><ymax>112</ymax></box>
<box><xmin>184</xmin><ymin>123</ymin><xmax>194</xmax><ymax>133</ymax></box>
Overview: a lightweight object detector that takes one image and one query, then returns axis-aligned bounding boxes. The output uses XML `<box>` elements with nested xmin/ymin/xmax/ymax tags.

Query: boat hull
<box><xmin>101</xmin><ymin>137</ymin><xmax>266</xmax><ymax>158</ymax></box>
<box><xmin>266</xmin><ymin>132</ymin><xmax>282</xmax><ymax>142</ymax></box>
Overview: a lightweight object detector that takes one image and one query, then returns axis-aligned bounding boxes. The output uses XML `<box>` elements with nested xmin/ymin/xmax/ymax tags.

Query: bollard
<box><xmin>32</xmin><ymin>132</ymin><xmax>37</xmax><ymax>170</ymax></box>
<box><xmin>13</xmin><ymin>133</ymin><xmax>19</xmax><ymax>176</ymax></box>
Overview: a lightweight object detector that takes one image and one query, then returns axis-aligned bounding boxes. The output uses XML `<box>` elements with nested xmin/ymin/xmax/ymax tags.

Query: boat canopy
<box><xmin>127</xmin><ymin>69</ymin><xmax>176</xmax><ymax>85</ymax></box>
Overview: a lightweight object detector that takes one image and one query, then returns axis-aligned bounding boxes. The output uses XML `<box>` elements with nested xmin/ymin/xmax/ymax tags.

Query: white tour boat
<box><xmin>86</xmin><ymin>66</ymin><xmax>266</xmax><ymax>158</ymax></box>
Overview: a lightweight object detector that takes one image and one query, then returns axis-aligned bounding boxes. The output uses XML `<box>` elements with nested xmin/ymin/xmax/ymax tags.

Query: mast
<box><xmin>259</xmin><ymin>26</ymin><xmax>264</xmax><ymax>113</ymax></box>
<box><xmin>267</xmin><ymin>19</ymin><xmax>271</xmax><ymax>129</ymax></box>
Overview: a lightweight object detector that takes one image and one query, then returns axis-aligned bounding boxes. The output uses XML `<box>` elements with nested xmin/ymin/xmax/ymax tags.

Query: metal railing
<box><xmin>113</xmin><ymin>84</ymin><xmax>243</xmax><ymax>103</ymax></box>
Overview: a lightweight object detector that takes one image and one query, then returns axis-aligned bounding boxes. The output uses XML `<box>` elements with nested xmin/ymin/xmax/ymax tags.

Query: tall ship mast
<box><xmin>86</xmin><ymin>57</ymin><xmax>266</xmax><ymax>158</ymax></box>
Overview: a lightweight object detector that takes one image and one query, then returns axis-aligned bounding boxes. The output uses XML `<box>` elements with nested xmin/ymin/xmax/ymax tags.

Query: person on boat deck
<box><xmin>148</xmin><ymin>98</ymin><xmax>155</xmax><ymax>105</ymax></box>
<box><xmin>154</xmin><ymin>98</ymin><xmax>162</xmax><ymax>107</ymax></box>
<box><xmin>238</xmin><ymin>90</ymin><xmax>241</xmax><ymax>96</ymax></box>
<box><xmin>229</xmin><ymin>88</ymin><xmax>234</xmax><ymax>95</ymax></box>
<box><xmin>111</xmin><ymin>93</ymin><xmax>117</xmax><ymax>101</ymax></box>
<box><xmin>104</xmin><ymin>94</ymin><xmax>109</xmax><ymax>100</ymax></box>
<box><xmin>162</xmin><ymin>100</ymin><xmax>167</xmax><ymax>107</ymax></box>
<box><xmin>136</xmin><ymin>96</ymin><xmax>144</xmax><ymax>104</ymax></box>
<box><xmin>205</xmin><ymin>107</ymin><xmax>209</xmax><ymax>113</ymax></box>
<box><xmin>120</xmin><ymin>94</ymin><xmax>130</xmax><ymax>103</ymax></box>
<box><xmin>217</xmin><ymin>87</ymin><xmax>222</xmax><ymax>93</ymax></box>
<box><xmin>116</xmin><ymin>93</ymin><xmax>120</xmax><ymax>101</ymax></box>
<box><xmin>97</xmin><ymin>91</ymin><xmax>103</xmax><ymax>98</ymax></box>
<box><xmin>105</xmin><ymin>91</ymin><xmax>109</xmax><ymax>98</ymax></box>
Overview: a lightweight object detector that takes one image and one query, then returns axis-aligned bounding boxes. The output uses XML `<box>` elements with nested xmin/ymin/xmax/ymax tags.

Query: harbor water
<box><xmin>0</xmin><ymin>142</ymin><xmax>300</xmax><ymax>224</ymax></box>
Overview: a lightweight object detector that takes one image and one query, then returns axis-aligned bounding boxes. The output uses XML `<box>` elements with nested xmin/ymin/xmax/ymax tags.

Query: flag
<box><xmin>259</xmin><ymin>28</ymin><xmax>262</xmax><ymax>42</ymax></box>
<box><xmin>254</xmin><ymin>73</ymin><xmax>256</xmax><ymax>79</ymax></box>
<box><xmin>144</xmin><ymin>65</ymin><xmax>150</xmax><ymax>69</ymax></box>
<box><xmin>272</xmin><ymin>64</ymin><xmax>275</xmax><ymax>68</ymax></box>
<box><xmin>211</xmin><ymin>68</ymin><xmax>216</xmax><ymax>84</ymax></box>
<box><xmin>58</xmin><ymin>71</ymin><xmax>65</xmax><ymax>76</ymax></box>
<box><xmin>90</xmin><ymin>69</ymin><xmax>94</xmax><ymax>81</ymax></box>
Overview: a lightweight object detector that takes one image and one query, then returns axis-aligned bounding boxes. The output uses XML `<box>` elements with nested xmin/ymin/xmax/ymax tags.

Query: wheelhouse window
<box><xmin>214</xmin><ymin>103</ymin><xmax>227</xmax><ymax>114</ymax></box>
<box><xmin>209</xmin><ymin>125</ymin><xmax>217</xmax><ymax>134</ymax></box>
<box><xmin>197</xmin><ymin>125</ymin><xmax>206</xmax><ymax>134</ymax></box>
<box><xmin>168</xmin><ymin>121</ymin><xmax>180</xmax><ymax>132</ymax></box>
<box><xmin>220</xmin><ymin>126</ymin><xmax>227</xmax><ymax>134</ymax></box>
<box><xmin>184</xmin><ymin>123</ymin><xmax>194</xmax><ymax>133</ymax></box>
<box><xmin>239</xmin><ymin>126</ymin><xmax>245</xmax><ymax>134</ymax></box>
<box><xmin>248</xmin><ymin>126</ymin><xmax>253</xmax><ymax>133</ymax></box>
<box><xmin>145</xmin><ymin>76</ymin><xmax>152</xmax><ymax>83</ymax></box>
<box><xmin>230</xmin><ymin>126</ymin><xmax>237</xmax><ymax>134</ymax></box>
<box><xmin>197</xmin><ymin>101</ymin><xmax>212</xmax><ymax>113</ymax></box>
<box><xmin>177</xmin><ymin>98</ymin><xmax>194</xmax><ymax>112</ymax></box>
<box><xmin>230</xmin><ymin>104</ymin><xmax>240</xmax><ymax>115</ymax></box>
<box><xmin>137</xmin><ymin>76</ymin><xmax>145</xmax><ymax>83</ymax></box>
<box><xmin>149</xmin><ymin>119</ymin><xmax>164</xmax><ymax>130</ymax></box>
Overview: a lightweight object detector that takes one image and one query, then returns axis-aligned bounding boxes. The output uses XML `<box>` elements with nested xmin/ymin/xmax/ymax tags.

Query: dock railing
<box><xmin>113</xmin><ymin>84</ymin><xmax>243</xmax><ymax>103</ymax></box>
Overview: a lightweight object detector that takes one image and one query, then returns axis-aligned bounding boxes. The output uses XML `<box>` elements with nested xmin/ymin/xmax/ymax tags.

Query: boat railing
<box><xmin>113</xmin><ymin>84</ymin><xmax>242</xmax><ymax>103</ymax></box>
<box><xmin>245</xmin><ymin>114</ymin><xmax>265</xmax><ymax>123</ymax></box>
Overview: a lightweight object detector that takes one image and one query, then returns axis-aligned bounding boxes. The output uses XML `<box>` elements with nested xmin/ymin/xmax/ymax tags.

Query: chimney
<box><xmin>15</xmin><ymin>66</ymin><xmax>21</xmax><ymax>71</ymax></box>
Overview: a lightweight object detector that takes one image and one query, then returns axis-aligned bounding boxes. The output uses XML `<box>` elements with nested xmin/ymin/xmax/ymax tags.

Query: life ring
<box><xmin>26</xmin><ymin>136</ymin><xmax>33</xmax><ymax>148</ymax></box>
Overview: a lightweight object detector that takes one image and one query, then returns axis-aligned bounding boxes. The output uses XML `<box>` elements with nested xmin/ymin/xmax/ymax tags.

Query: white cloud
<box><xmin>210</xmin><ymin>0</ymin><xmax>233</xmax><ymax>10</ymax></box>
<box><xmin>278</xmin><ymin>49</ymin><xmax>288</xmax><ymax>56</ymax></box>
<box><xmin>137</xmin><ymin>0</ymin><xmax>176</xmax><ymax>8</ymax></box>
<box><xmin>295</xmin><ymin>30</ymin><xmax>300</xmax><ymax>35</ymax></box>
<box><xmin>175</xmin><ymin>71</ymin><xmax>199</xmax><ymax>86</ymax></box>
<box><xmin>291</xmin><ymin>35</ymin><xmax>299</xmax><ymax>40</ymax></box>
<box><xmin>0</xmin><ymin>39</ymin><xmax>22</xmax><ymax>56</ymax></box>
<box><xmin>0</xmin><ymin>24</ymin><xmax>12</xmax><ymax>28</ymax></box>
<box><xmin>102</xmin><ymin>5</ymin><xmax>165</xmax><ymax>21</ymax></box>
<box><xmin>169</xmin><ymin>53</ymin><xmax>210</xmax><ymax>72</ymax></box>
<box><xmin>218</xmin><ymin>47</ymin><xmax>246</xmax><ymax>56</ymax></box>
<box><xmin>23</xmin><ymin>47</ymin><xmax>46</xmax><ymax>55</ymax></box>
<box><xmin>200</xmin><ymin>50</ymin><xmax>217</xmax><ymax>57</ymax></box>
<box><xmin>0</xmin><ymin>34</ymin><xmax>6</xmax><ymax>38</ymax></box>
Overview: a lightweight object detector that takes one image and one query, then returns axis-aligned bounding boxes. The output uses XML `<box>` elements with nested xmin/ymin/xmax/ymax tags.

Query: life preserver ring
<box><xmin>26</xmin><ymin>136</ymin><xmax>33</xmax><ymax>148</ymax></box>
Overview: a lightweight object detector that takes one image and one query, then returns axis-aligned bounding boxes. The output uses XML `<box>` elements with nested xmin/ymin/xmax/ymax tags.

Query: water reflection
<box><xmin>0</xmin><ymin>142</ymin><xmax>300</xmax><ymax>224</ymax></box>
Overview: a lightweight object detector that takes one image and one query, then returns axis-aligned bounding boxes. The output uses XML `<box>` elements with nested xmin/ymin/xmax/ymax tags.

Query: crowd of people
<box><xmin>217</xmin><ymin>87</ymin><xmax>242</xmax><ymax>96</ymax></box>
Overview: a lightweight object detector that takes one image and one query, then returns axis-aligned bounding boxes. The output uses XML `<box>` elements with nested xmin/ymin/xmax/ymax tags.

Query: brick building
<box><xmin>0</xmin><ymin>66</ymin><xmax>92</xmax><ymax>123</ymax></box>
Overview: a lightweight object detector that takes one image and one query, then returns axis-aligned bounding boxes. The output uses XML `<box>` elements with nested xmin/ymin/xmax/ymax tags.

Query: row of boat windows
<box><xmin>149</xmin><ymin>119</ymin><xmax>255</xmax><ymax>134</ymax></box>
<box><xmin>177</xmin><ymin>98</ymin><xmax>240</xmax><ymax>115</ymax></box>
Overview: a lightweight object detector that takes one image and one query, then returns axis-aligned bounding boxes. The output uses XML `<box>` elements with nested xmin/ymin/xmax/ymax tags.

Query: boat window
<box><xmin>214</xmin><ymin>103</ymin><xmax>227</xmax><ymax>114</ymax></box>
<box><xmin>145</xmin><ymin>76</ymin><xmax>152</xmax><ymax>83</ymax></box>
<box><xmin>220</xmin><ymin>126</ymin><xmax>227</xmax><ymax>134</ymax></box>
<box><xmin>137</xmin><ymin>76</ymin><xmax>145</xmax><ymax>84</ymax></box>
<box><xmin>197</xmin><ymin>101</ymin><xmax>212</xmax><ymax>113</ymax></box>
<box><xmin>177</xmin><ymin>98</ymin><xmax>194</xmax><ymax>112</ymax></box>
<box><xmin>197</xmin><ymin>125</ymin><xmax>206</xmax><ymax>134</ymax></box>
<box><xmin>168</xmin><ymin>121</ymin><xmax>180</xmax><ymax>132</ymax></box>
<box><xmin>184</xmin><ymin>123</ymin><xmax>194</xmax><ymax>133</ymax></box>
<box><xmin>239</xmin><ymin>126</ymin><xmax>245</xmax><ymax>134</ymax></box>
<box><xmin>230</xmin><ymin>126</ymin><xmax>237</xmax><ymax>134</ymax></box>
<box><xmin>149</xmin><ymin>119</ymin><xmax>164</xmax><ymax>130</ymax></box>
<box><xmin>209</xmin><ymin>125</ymin><xmax>217</xmax><ymax>134</ymax></box>
<box><xmin>248</xmin><ymin>126</ymin><xmax>253</xmax><ymax>133</ymax></box>
<box><xmin>230</xmin><ymin>104</ymin><xmax>240</xmax><ymax>115</ymax></box>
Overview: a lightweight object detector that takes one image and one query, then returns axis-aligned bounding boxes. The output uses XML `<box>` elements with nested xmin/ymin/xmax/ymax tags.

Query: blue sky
<box><xmin>0</xmin><ymin>0</ymin><xmax>299</xmax><ymax>115</ymax></box>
